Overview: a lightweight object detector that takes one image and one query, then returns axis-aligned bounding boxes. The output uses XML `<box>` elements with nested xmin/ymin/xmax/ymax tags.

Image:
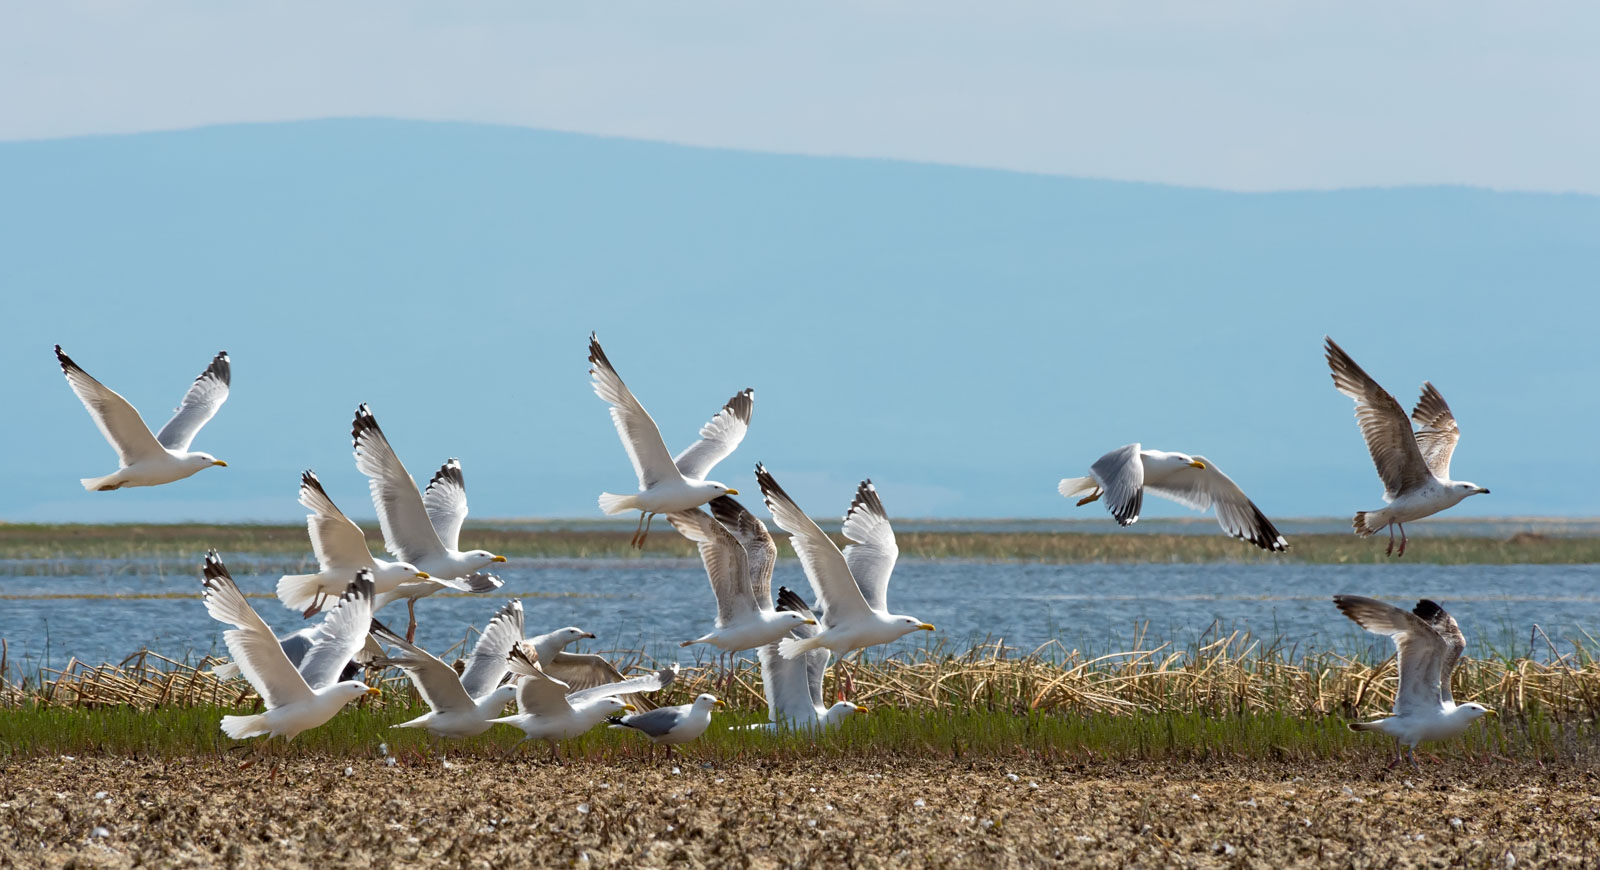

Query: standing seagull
<box><xmin>666</xmin><ymin>498</ymin><xmax>816</xmax><ymax>653</ymax></box>
<box><xmin>1325</xmin><ymin>338</ymin><xmax>1490</xmax><ymax>556</ymax></box>
<box><xmin>607</xmin><ymin>693</ymin><xmax>724</xmax><ymax>759</ymax></box>
<box><xmin>352</xmin><ymin>405</ymin><xmax>506</xmax><ymax>639</ymax></box>
<box><xmin>755</xmin><ymin>467</ymin><xmax>934</xmax><ymax>665</ymax></box>
<box><xmin>1333</xmin><ymin>595</ymin><xmax>1493</xmax><ymax>769</ymax></box>
<box><xmin>54</xmin><ymin>346</ymin><xmax>230</xmax><ymax>490</ymax></box>
<box><xmin>276</xmin><ymin>470</ymin><xmax>430</xmax><ymax>617</ymax></box>
<box><xmin>200</xmin><ymin>551</ymin><xmax>380</xmax><ymax>741</ymax></box>
<box><xmin>588</xmin><ymin>332</ymin><xmax>746</xmax><ymax>547</ymax></box>
<box><xmin>743</xmin><ymin>586</ymin><xmax>869</xmax><ymax>733</ymax></box>
<box><xmin>1058</xmin><ymin>445</ymin><xmax>1288</xmax><ymax>551</ymax></box>
<box><xmin>491</xmin><ymin>647</ymin><xmax>676</xmax><ymax>761</ymax></box>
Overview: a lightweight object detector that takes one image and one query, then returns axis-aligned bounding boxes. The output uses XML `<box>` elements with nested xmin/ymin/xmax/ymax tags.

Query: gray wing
<box><xmin>369</xmin><ymin>620</ymin><xmax>476</xmax><ymax>713</ymax></box>
<box><xmin>1413</xmin><ymin>599</ymin><xmax>1466</xmax><ymax>706</ymax></box>
<box><xmin>155</xmin><ymin>350</ymin><xmax>230</xmax><ymax>452</ymax></box>
<box><xmin>297</xmin><ymin>570</ymin><xmax>376</xmax><ymax>690</ymax></box>
<box><xmin>1411</xmin><ymin>382</ymin><xmax>1461</xmax><ymax>480</ymax></box>
<box><xmin>666</xmin><ymin>507</ymin><xmax>758</xmax><ymax>625</ymax></box>
<box><xmin>505</xmin><ymin>646</ymin><xmax>575</xmax><ymax>715</ymax></box>
<box><xmin>1142</xmin><ymin>457</ymin><xmax>1288</xmax><ymax>552</ymax></box>
<box><xmin>55</xmin><ymin>345</ymin><xmax>166</xmax><ymax>466</ymax></box>
<box><xmin>1088</xmin><ymin>444</ymin><xmax>1145</xmax><ymax>526</ymax></box>
<box><xmin>1334</xmin><ymin>595</ymin><xmax>1446</xmax><ymax>716</ymax></box>
<box><xmin>543</xmin><ymin>649</ymin><xmax>630</xmax><ymax>695</ymax></box>
<box><xmin>566</xmin><ymin>665</ymin><xmax>677</xmax><ymax>706</ymax></box>
<box><xmin>352</xmin><ymin>404</ymin><xmax>446</xmax><ymax>566</ymax></box>
<box><xmin>776</xmin><ymin>586</ymin><xmax>828</xmax><ymax>711</ymax></box>
<box><xmin>673</xmin><ymin>388</ymin><xmax>754</xmax><ymax>481</ymax></box>
<box><xmin>1325</xmin><ymin>338</ymin><xmax>1435</xmax><ymax>497</ymax></box>
<box><xmin>709</xmin><ymin>495</ymin><xmax>778</xmax><ymax>607</ymax></box>
<box><xmin>840</xmin><ymin>480</ymin><xmax>898</xmax><ymax>612</ymax></box>
<box><xmin>200</xmin><ymin>551</ymin><xmax>314</xmax><ymax>709</ymax></box>
<box><xmin>422</xmin><ymin>459</ymin><xmax>470</xmax><ymax>553</ymax></box>
<box><xmin>588</xmin><ymin>333</ymin><xmax>683</xmax><ymax>490</ymax></box>
<box><xmin>458</xmin><ymin>599</ymin><xmax>525</xmax><ymax>699</ymax></box>
<box><xmin>614</xmin><ymin>706</ymin><xmax>685</xmax><ymax>738</ymax></box>
<box><xmin>756</xmin><ymin>464</ymin><xmax>874</xmax><ymax>625</ymax></box>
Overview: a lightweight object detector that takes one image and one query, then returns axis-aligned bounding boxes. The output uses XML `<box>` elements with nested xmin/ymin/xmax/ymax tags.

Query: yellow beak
<box><xmin>621</xmin><ymin>704</ymin><xmax>637</xmax><ymax>712</ymax></box>
<box><xmin>1484</xmin><ymin>708</ymin><xmax>1497</xmax><ymax>716</ymax></box>
<box><xmin>725</xmin><ymin>488</ymin><xmax>740</xmax><ymax>495</ymax></box>
<box><xmin>415</xmin><ymin>571</ymin><xmax>431</xmax><ymax>580</ymax></box>
<box><xmin>491</xmin><ymin>555</ymin><xmax>507</xmax><ymax>563</ymax></box>
<box><xmin>918</xmin><ymin>623</ymin><xmax>936</xmax><ymax>631</ymax></box>
<box><xmin>714</xmin><ymin>699</ymin><xmax>726</xmax><ymax>708</ymax></box>
<box><xmin>855</xmin><ymin>706</ymin><xmax>869</xmax><ymax>714</ymax></box>
<box><xmin>803</xmin><ymin>619</ymin><xmax>818</xmax><ymax>625</ymax></box>
<box><xmin>365</xmin><ymin>687</ymin><xmax>382</xmax><ymax>697</ymax></box>
<box><xmin>1188</xmin><ymin>460</ymin><xmax>1206</xmax><ymax>470</ymax></box>
<box><xmin>213</xmin><ymin>460</ymin><xmax>229</xmax><ymax>467</ymax></box>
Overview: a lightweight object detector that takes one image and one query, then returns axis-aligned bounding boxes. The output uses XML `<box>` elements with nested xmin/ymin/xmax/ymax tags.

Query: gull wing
<box><xmin>200</xmin><ymin>551</ymin><xmax>314</xmax><ymax>709</ymax></box>
<box><xmin>1324</xmin><ymin>338</ymin><xmax>1435</xmax><ymax>497</ymax></box>
<box><xmin>1413</xmin><ymin>599</ymin><xmax>1466</xmax><ymax>706</ymax></box>
<box><xmin>458</xmin><ymin>599</ymin><xmax>525</xmax><ymax>700</ymax></box>
<box><xmin>566</xmin><ymin>665</ymin><xmax>677</xmax><ymax>706</ymax></box>
<box><xmin>840</xmin><ymin>480</ymin><xmax>899</xmax><ymax>612</ymax></box>
<box><xmin>55</xmin><ymin>345</ymin><xmax>165</xmax><ymax>466</ymax></box>
<box><xmin>298</xmin><ymin>470</ymin><xmax>377</xmax><ymax>572</ymax></box>
<box><xmin>673</xmin><ymin>389</ymin><xmax>754</xmax><ymax>481</ymax></box>
<box><xmin>667</xmin><ymin>508</ymin><xmax>759</xmax><ymax>626</ymax></box>
<box><xmin>297</xmin><ymin>569</ymin><xmax>376</xmax><ymax>690</ymax></box>
<box><xmin>709</xmin><ymin>495</ymin><xmax>778</xmax><ymax>606</ymax></box>
<box><xmin>776</xmin><ymin>585</ymin><xmax>828</xmax><ymax>712</ymax></box>
<box><xmin>155</xmin><ymin>350</ymin><xmax>230</xmax><ymax>452</ymax></box>
<box><xmin>422</xmin><ymin>459</ymin><xmax>471</xmax><ymax>553</ymax></box>
<box><xmin>352</xmin><ymin>404</ymin><xmax>446</xmax><ymax>566</ymax></box>
<box><xmin>612</xmin><ymin>706</ymin><xmax>685</xmax><ymax>738</ymax></box>
<box><xmin>756</xmin><ymin>464</ymin><xmax>874</xmax><ymax>625</ymax></box>
<box><xmin>1410</xmin><ymin>382</ymin><xmax>1461</xmax><ymax>480</ymax></box>
<box><xmin>369</xmin><ymin>620</ymin><xmax>476</xmax><ymax>714</ymax></box>
<box><xmin>1088</xmin><ymin>444</ymin><xmax>1145</xmax><ymax>526</ymax></box>
<box><xmin>1143</xmin><ymin>457</ymin><xmax>1288</xmax><ymax>552</ymax></box>
<box><xmin>1334</xmin><ymin>595</ymin><xmax>1447</xmax><ymax>717</ymax></box>
<box><xmin>588</xmin><ymin>333</ymin><xmax>684</xmax><ymax>490</ymax></box>
<box><xmin>506</xmin><ymin>645</ymin><xmax>575</xmax><ymax>715</ymax></box>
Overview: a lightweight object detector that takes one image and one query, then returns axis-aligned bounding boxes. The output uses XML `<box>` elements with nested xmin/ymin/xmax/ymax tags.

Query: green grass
<box><xmin>3</xmin><ymin>522</ymin><xmax>1598</xmax><ymax>564</ymax></box>
<box><xmin>0</xmin><ymin>703</ymin><xmax>1584</xmax><ymax>763</ymax></box>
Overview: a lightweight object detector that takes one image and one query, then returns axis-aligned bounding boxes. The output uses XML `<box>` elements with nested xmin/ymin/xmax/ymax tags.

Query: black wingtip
<box><xmin>351</xmin><ymin>403</ymin><xmax>380</xmax><ymax>448</ymax></box>
<box><xmin>605</xmin><ymin>715</ymin><xmax>627</xmax><ymax>727</ymax></box>
<box><xmin>370</xmin><ymin>618</ymin><xmax>403</xmax><ymax>643</ymax></box>
<box><xmin>775</xmin><ymin>586</ymin><xmax>810</xmax><ymax>615</ymax></box>
<box><xmin>587</xmin><ymin>332</ymin><xmax>611</xmax><ymax>371</ymax></box>
<box><xmin>722</xmin><ymin>388</ymin><xmax>755</xmax><ymax>424</ymax></box>
<box><xmin>1413</xmin><ymin>599</ymin><xmax>1446</xmax><ymax>620</ymax></box>
<box><xmin>54</xmin><ymin>344</ymin><xmax>80</xmax><ymax>374</ymax></box>
<box><xmin>846</xmin><ymin>479</ymin><xmax>886</xmax><ymax>523</ymax></box>
<box><xmin>201</xmin><ymin>549</ymin><xmax>230</xmax><ymax>587</ymax></box>
<box><xmin>427</xmin><ymin>458</ymin><xmax>465</xmax><ymax>491</ymax></box>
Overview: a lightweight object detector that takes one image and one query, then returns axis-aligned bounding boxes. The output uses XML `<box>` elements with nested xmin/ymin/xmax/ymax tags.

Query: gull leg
<box><xmin>1385</xmin><ymin>524</ymin><xmax>1396</xmax><ymax>557</ymax></box>
<box><xmin>1408</xmin><ymin>745</ymin><xmax>1421</xmax><ymax>771</ymax></box>
<box><xmin>636</xmin><ymin>513</ymin><xmax>656</xmax><ymax>548</ymax></box>
<box><xmin>302</xmin><ymin>592</ymin><xmax>325</xmax><ymax>619</ymax></box>
<box><xmin>1076</xmin><ymin>488</ymin><xmax>1102</xmax><ymax>507</ymax></box>
<box><xmin>630</xmin><ymin>512</ymin><xmax>647</xmax><ymax>548</ymax></box>
<box><xmin>1397</xmin><ymin>524</ymin><xmax>1408</xmax><ymax>558</ymax></box>
<box><xmin>547</xmin><ymin>739</ymin><xmax>560</xmax><ymax>764</ymax></box>
<box><xmin>406</xmin><ymin>599</ymin><xmax>419</xmax><ymax>644</ymax></box>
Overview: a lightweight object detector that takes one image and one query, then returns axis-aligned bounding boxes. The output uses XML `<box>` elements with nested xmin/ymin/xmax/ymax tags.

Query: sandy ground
<box><xmin>3</xmin><ymin>755</ymin><xmax>1598</xmax><ymax>868</ymax></box>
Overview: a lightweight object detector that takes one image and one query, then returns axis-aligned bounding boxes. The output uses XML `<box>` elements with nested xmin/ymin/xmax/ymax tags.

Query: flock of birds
<box><xmin>49</xmin><ymin>333</ymin><xmax>1497</xmax><ymax>767</ymax></box>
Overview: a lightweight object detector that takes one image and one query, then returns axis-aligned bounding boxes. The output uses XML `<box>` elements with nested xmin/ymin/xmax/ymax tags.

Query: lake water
<box><xmin>3</xmin><ymin>556</ymin><xmax>1598</xmax><ymax>674</ymax></box>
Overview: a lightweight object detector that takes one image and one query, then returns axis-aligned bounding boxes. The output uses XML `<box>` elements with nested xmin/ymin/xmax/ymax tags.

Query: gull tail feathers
<box><xmin>220</xmin><ymin>713</ymin><xmax>271</xmax><ymax>740</ymax></box>
<box><xmin>598</xmin><ymin>492</ymin><xmax>639</xmax><ymax>515</ymax></box>
<box><xmin>1353</xmin><ymin>511</ymin><xmax>1387</xmax><ymax>537</ymax></box>
<box><xmin>211</xmin><ymin>661</ymin><xmax>242</xmax><ymax>680</ymax></box>
<box><xmin>81</xmin><ymin>474</ymin><xmax>121</xmax><ymax>492</ymax></box>
<box><xmin>1057</xmin><ymin>476</ymin><xmax>1096</xmax><ymax>499</ymax></box>
<box><xmin>778</xmin><ymin>635</ymin><xmax>826</xmax><ymax>660</ymax></box>
<box><xmin>1348</xmin><ymin>721</ymin><xmax>1383</xmax><ymax>732</ymax></box>
<box><xmin>275</xmin><ymin>573</ymin><xmax>327</xmax><ymax>614</ymax></box>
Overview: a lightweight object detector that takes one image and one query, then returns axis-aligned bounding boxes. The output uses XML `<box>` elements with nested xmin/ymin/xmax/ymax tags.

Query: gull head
<box><xmin>556</xmin><ymin>627</ymin><xmax>596</xmax><ymax>647</ymax></box>
<box><xmin>897</xmin><ymin>616</ymin><xmax>936</xmax><ymax>632</ymax></box>
<box><xmin>1454</xmin><ymin>481</ymin><xmax>1490</xmax><ymax>497</ymax></box>
<box><xmin>463</xmin><ymin>550</ymin><xmax>508</xmax><ymax>568</ymax></box>
<box><xmin>1459</xmin><ymin>702</ymin><xmax>1494</xmax><ymax>720</ymax></box>
<box><xmin>698</xmin><ymin>480</ymin><xmax>739</xmax><ymax>498</ymax></box>
<box><xmin>327</xmin><ymin>680</ymin><xmax>381</xmax><ymax>703</ymax></box>
<box><xmin>393</xmin><ymin>561</ymin><xmax>429</xmax><ymax>581</ymax></box>
<box><xmin>776</xmin><ymin>611</ymin><xmax>817</xmax><ymax>630</ymax></box>
<box><xmin>826</xmin><ymin>701</ymin><xmax>869</xmax><ymax>719</ymax></box>
<box><xmin>592</xmin><ymin>698</ymin><xmax>632</xmax><ymax>718</ymax></box>
<box><xmin>186</xmin><ymin>452</ymin><xmax>227</xmax><ymax>469</ymax></box>
<box><xmin>693</xmin><ymin>693</ymin><xmax>724</xmax><ymax>712</ymax></box>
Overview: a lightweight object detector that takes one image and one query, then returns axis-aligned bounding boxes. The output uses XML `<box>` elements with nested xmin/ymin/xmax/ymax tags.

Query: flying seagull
<box><xmin>368</xmin><ymin>606</ymin><xmax>523</xmax><ymax>740</ymax></box>
<box><xmin>200</xmin><ymin>551</ymin><xmax>379</xmax><ymax>741</ymax></box>
<box><xmin>1058</xmin><ymin>444</ymin><xmax>1288</xmax><ymax>552</ymax></box>
<box><xmin>276</xmin><ymin>470</ymin><xmax>430</xmax><ymax>617</ymax></box>
<box><xmin>1333</xmin><ymin>595</ymin><xmax>1493</xmax><ymax>769</ymax></box>
<box><xmin>491</xmin><ymin>646</ymin><xmax>676</xmax><ymax>761</ymax></box>
<box><xmin>54</xmin><ymin>345</ymin><xmax>230</xmax><ymax>490</ymax></box>
<box><xmin>666</xmin><ymin>497</ymin><xmax>816</xmax><ymax>653</ymax></box>
<box><xmin>742</xmin><ymin>586</ymin><xmax>868</xmax><ymax>733</ymax></box>
<box><xmin>755</xmin><ymin>467</ymin><xmax>934</xmax><ymax>665</ymax></box>
<box><xmin>352</xmin><ymin>405</ymin><xmax>506</xmax><ymax>638</ymax></box>
<box><xmin>607</xmin><ymin>693</ymin><xmax>724</xmax><ymax>759</ymax></box>
<box><xmin>588</xmin><ymin>332</ymin><xmax>747</xmax><ymax>547</ymax></box>
<box><xmin>1325</xmin><ymin>337</ymin><xmax>1489</xmax><ymax>556</ymax></box>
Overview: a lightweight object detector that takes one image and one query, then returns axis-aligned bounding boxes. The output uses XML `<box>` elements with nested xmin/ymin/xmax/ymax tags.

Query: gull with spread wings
<box><xmin>54</xmin><ymin>345</ymin><xmax>230</xmax><ymax>491</ymax></box>
<box><xmin>276</xmin><ymin>470</ymin><xmax>430</xmax><ymax>617</ymax></box>
<box><xmin>1325</xmin><ymin>337</ymin><xmax>1489</xmax><ymax>556</ymax></box>
<box><xmin>491</xmin><ymin>647</ymin><xmax>676</xmax><ymax>761</ymax></box>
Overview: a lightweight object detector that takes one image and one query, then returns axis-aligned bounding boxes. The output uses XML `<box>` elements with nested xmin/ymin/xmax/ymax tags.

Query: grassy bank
<box><xmin>3</xmin><ymin>522</ymin><xmax>1598</xmax><ymax>564</ymax></box>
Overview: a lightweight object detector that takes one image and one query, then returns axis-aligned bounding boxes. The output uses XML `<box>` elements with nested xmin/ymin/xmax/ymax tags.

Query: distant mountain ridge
<box><xmin>4</xmin><ymin>118</ymin><xmax>1597</xmax><ymax>522</ymax></box>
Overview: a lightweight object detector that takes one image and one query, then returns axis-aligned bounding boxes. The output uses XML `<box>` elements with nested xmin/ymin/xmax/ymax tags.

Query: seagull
<box><xmin>276</xmin><ymin>470</ymin><xmax>430</xmax><ymax>617</ymax></box>
<box><xmin>607</xmin><ymin>693</ymin><xmax>724</xmax><ymax>759</ymax></box>
<box><xmin>491</xmin><ymin>646</ymin><xmax>676</xmax><ymax>761</ymax></box>
<box><xmin>588</xmin><ymin>332</ymin><xmax>747</xmax><ymax>547</ymax></box>
<box><xmin>1325</xmin><ymin>337</ymin><xmax>1490</xmax><ymax>556</ymax></box>
<box><xmin>1058</xmin><ymin>444</ymin><xmax>1288</xmax><ymax>551</ymax></box>
<box><xmin>54</xmin><ymin>345</ymin><xmax>230</xmax><ymax>491</ymax></box>
<box><xmin>1333</xmin><ymin>595</ymin><xmax>1494</xmax><ymax>769</ymax></box>
<box><xmin>755</xmin><ymin>466</ymin><xmax>934</xmax><ymax>666</ymax></box>
<box><xmin>352</xmin><ymin>405</ymin><xmax>506</xmax><ymax>638</ymax></box>
<box><xmin>210</xmin><ymin>624</ymin><xmax>369</xmax><ymax>685</ymax></box>
<box><xmin>200</xmin><ymin>551</ymin><xmax>379</xmax><ymax>741</ymax></box>
<box><xmin>367</xmin><ymin>604</ymin><xmax>523</xmax><ymax>740</ymax></box>
<box><xmin>742</xmin><ymin>586</ymin><xmax>868</xmax><ymax>733</ymax></box>
<box><xmin>666</xmin><ymin>497</ymin><xmax>816</xmax><ymax>654</ymax></box>
<box><xmin>521</xmin><ymin>627</ymin><xmax>642</xmax><ymax>704</ymax></box>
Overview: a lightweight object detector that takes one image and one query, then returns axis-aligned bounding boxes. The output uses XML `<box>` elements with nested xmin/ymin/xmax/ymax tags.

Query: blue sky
<box><xmin>3</xmin><ymin>2</ymin><xmax>1598</xmax><ymax>192</ymax></box>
